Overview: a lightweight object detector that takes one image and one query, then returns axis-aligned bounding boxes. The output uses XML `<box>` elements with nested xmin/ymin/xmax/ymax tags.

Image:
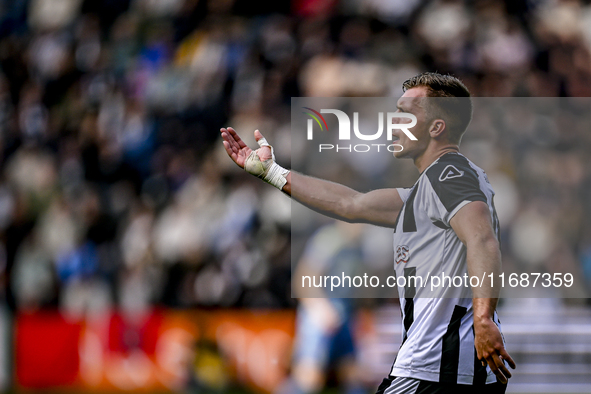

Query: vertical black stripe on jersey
<box><xmin>392</xmin><ymin>208</ymin><xmax>402</xmax><ymax>234</ymax></box>
<box><xmin>472</xmin><ymin>325</ymin><xmax>488</xmax><ymax>385</ymax></box>
<box><xmin>393</xmin><ymin>186</ymin><xmax>418</xmax><ymax>233</ymax></box>
<box><xmin>402</xmin><ymin>267</ymin><xmax>416</xmax><ymax>343</ymax></box>
<box><xmin>425</xmin><ymin>154</ymin><xmax>486</xmax><ymax>213</ymax></box>
<box><xmin>402</xmin><ymin>298</ymin><xmax>414</xmax><ymax>344</ymax></box>
<box><xmin>402</xmin><ymin>186</ymin><xmax>419</xmax><ymax>232</ymax></box>
<box><xmin>404</xmin><ymin>267</ymin><xmax>417</xmax><ymax>298</ymax></box>
<box><xmin>439</xmin><ymin>305</ymin><xmax>467</xmax><ymax>383</ymax></box>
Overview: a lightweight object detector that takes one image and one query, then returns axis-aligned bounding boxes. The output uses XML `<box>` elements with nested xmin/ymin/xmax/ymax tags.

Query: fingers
<box><xmin>254</xmin><ymin>129</ymin><xmax>264</xmax><ymax>141</ymax></box>
<box><xmin>221</xmin><ymin>128</ymin><xmax>243</xmax><ymax>152</ymax></box>
<box><xmin>482</xmin><ymin>352</ymin><xmax>512</xmax><ymax>384</ymax></box>
<box><xmin>220</xmin><ymin>127</ymin><xmax>250</xmax><ymax>168</ymax></box>
<box><xmin>221</xmin><ymin>127</ymin><xmax>268</xmax><ymax>149</ymax></box>
<box><xmin>483</xmin><ymin>354</ymin><xmax>505</xmax><ymax>384</ymax></box>
<box><xmin>221</xmin><ymin>140</ymin><xmax>235</xmax><ymax>157</ymax></box>
<box><xmin>220</xmin><ymin>130</ymin><xmax>238</xmax><ymax>156</ymax></box>
<box><xmin>474</xmin><ymin>325</ymin><xmax>515</xmax><ymax>385</ymax></box>
<box><xmin>254</xmin><ymin>129</ymin><xmax>270</xmax><ymax>148</ymax></box>
<box><xmin>494</xmin><ymin>353</ymin><xmax>512</xmax><ymax>381</ymax></box>
<box><xmin>220</xmin><ymin>126</ymin><xmax>272</xmax><ymax>165</ymax></box>
<box><xmin>223</xmin><ymin>127</ymin><xmax>247</xmax><ymax>149</ymax></box>
<box><xmin>501</xmin><ymin>349</ymin><xmax>517</xmax><ymax>370</ymax></box>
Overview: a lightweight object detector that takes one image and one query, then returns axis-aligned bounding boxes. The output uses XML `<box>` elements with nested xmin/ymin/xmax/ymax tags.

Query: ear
<box><xmin>429</xmin><ymin>119</ymin><xmax>446</xmax><ymax>138</ymax></box>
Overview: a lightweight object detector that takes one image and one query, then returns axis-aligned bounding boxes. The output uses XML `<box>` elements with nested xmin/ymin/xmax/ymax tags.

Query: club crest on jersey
<box><xmin>439</xmin><ymin>165</ymin><xmax>464</xmax><ymax>181</ymax></box>
<box><xmin>395</xmin><ymin>245</ymin><xmax>410</xmax><ymax>264</ymax></box>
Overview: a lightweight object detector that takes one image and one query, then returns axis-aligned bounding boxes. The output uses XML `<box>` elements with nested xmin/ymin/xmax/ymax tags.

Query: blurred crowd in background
<box><xmin>0</xmin><ymin>0</ymin><xmax>590</xmax><ymax>321</ymax></box>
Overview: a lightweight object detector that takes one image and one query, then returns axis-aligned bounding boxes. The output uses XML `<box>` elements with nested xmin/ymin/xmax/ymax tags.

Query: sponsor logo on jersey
<box><xmin>439</xmin><ymin>165</ymin><xmax>464</xmax><ymax>181</ymax></box>
<box><xmin>395</xmin><ymin>245</ymin><xmax>410</xmax><ymax>264</ymax></box>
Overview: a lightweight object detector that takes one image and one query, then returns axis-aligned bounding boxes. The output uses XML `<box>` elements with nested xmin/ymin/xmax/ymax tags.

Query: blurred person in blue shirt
<box><xmin>277</xmin><ymin>221</ymin><xmax>366</xmax><ymax>394</ymax></box>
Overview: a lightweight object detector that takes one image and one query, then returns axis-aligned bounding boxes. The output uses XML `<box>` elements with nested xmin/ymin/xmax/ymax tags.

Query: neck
<box><xmin>414</xmin><ymin>143</ymin><xmax>460</xmax><ymax>173</ymax></box>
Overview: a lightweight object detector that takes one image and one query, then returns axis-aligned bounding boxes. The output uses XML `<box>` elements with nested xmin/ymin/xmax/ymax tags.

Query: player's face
<box><xmin>391</xmin><ymin>87</ymin><xmax>431</xmax><ymax>160</ymax></box>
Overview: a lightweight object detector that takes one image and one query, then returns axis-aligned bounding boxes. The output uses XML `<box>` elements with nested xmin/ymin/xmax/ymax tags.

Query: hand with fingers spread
<box><xmin>220</xmin><ymin>127</ymin><xmax>290</xmax><ymax>191</ymax></box>
<box><xmin>474</xmin><ymin>317</ymin><xmax>516</xmax><ymax>384</ymax></box>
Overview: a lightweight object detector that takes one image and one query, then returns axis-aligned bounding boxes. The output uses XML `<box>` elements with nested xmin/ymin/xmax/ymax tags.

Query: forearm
<box><xmin>287</xmin><ymin>171</ymin><xmax>361</xmax><ymax>222</ymax></box>
<box><xmin>467</xmin><ymin>237</ymin><xmax>502</xmax><ymax>321</ymax></box>
<box><xmin>451</xmin><ymin>202</ymin><xmax>515</xmax><ymax>381</ymax></box>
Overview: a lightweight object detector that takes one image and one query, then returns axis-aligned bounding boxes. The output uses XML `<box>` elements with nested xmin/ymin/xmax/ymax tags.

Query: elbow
<box><xmin>336</xmin><ymin>194</ymin><xmax>362</xmax><ymax>223</ymax></box>
<box><xmin>465</xmin><ymin>233</ymin><xmax>500</xmax><ymax>252</ymax></box>
<box><xmin>483</xmin><ymin>237</ymin><xmax>501</xmax><ymax>259</ymax></box>
<box><xmin>336</xmin><ymin>199</ymin><xmax>358</xmax><ymax>223</ymax></box>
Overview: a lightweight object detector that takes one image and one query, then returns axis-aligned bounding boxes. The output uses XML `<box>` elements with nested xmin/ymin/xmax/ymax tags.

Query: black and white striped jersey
<box><xmin>390</xmin><ymin>152</ymin><xmax>502</xmax><ymax>385</ymax></box>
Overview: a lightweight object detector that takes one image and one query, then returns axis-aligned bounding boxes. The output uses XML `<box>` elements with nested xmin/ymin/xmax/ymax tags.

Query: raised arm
<box><xmin>220</xmin><ymin>127</ymin><xmax>404</xmax><ymax>228</ymax></box>
<box><xmin>288</xmin><ymin>172</ymin><xmax>402</xmax><ymax>227</ymax></box>
<box><xmin>450</xmin><ymin>201</ymin><xmax>516</xmax><ymax>384</ymax></box>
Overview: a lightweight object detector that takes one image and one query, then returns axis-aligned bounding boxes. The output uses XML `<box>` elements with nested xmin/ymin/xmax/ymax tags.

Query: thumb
<box><xmin>254</xmin><ymin>130</ymin><xmax>270</xmax><ymax>148</ymax></box>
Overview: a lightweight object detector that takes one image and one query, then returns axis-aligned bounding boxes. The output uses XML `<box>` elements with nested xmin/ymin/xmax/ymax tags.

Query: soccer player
<box><xmin>220</xmin><ymin>72</ymin><xmax>516</xmax><ymax>394</ymax></box>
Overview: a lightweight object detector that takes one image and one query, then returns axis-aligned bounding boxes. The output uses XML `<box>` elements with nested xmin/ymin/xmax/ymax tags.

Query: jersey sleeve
<box><xmin>396</xmin><ymin>187</ymin><xmax>413</xmax><ymax>203</ymax></box>
<box><xmin>424</xmin><ymin>159</ymin><xmax>487</xmax><ymax>227</ymax></box>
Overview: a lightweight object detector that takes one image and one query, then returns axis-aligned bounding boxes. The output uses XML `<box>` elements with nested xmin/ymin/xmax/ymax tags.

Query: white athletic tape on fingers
<box><xmin>256</xmin><ymin>136</ymin><xmax>276</xmax><ymax>161</ymax></box>
<box><xmin>257</xmin><ymin>137</ymin><xmax>270</xmax><ymax>147</ymax></box>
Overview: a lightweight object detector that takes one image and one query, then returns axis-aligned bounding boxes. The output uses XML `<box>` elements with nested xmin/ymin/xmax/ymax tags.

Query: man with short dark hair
<box><xmin>401</xmin><ymin>72</ymin><xmax>473</xmax><ymax>145</ymax></box>
<box><xmin>220</xmin><ymin>72</ymin><xmax>515</xmax><ymax>394</ymax></box>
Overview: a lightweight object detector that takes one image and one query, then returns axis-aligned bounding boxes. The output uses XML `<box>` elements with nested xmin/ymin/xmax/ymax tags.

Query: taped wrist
<box><xmin>244</xmin><ymin>137</ymin><xmax>289</xmax><ymax>190</ymax></box>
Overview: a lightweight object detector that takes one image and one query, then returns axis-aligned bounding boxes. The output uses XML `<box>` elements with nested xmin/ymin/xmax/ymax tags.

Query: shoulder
<box><xmin>423</xmin><ymin>153</ymin><xmax>486</xmax><ymax>211</ymax></box>
<box><xmin>425</xmin><ymin>153</ymin><xmax>480</xmax><ymax>184</ymax></box>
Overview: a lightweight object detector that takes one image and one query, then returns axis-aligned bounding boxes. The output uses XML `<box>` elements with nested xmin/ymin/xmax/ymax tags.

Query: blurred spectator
<box><xmin>279</xmin><ymin>222</ymin><xmax>366</xmax><ymax>394</ymax></box>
